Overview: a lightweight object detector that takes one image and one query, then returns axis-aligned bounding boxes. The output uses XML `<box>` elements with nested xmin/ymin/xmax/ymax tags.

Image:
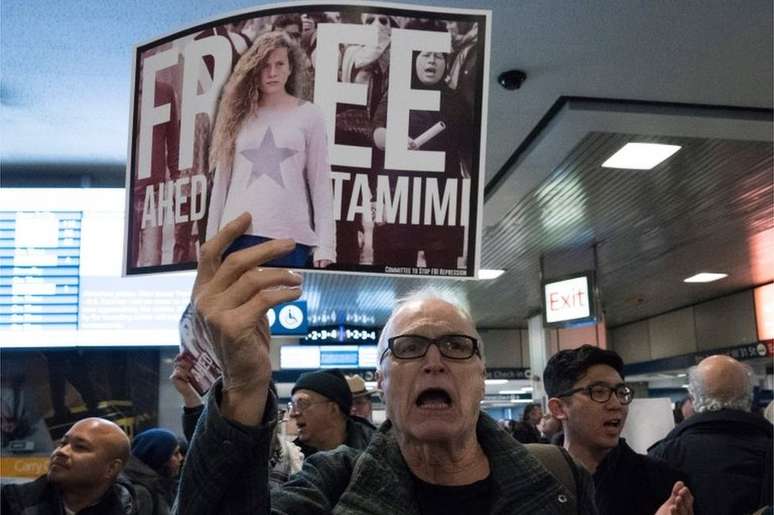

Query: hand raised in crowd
<box><xmin>655</xmin><ymin>481</ymin><xmax>694</xmax><ymax>515</ymax></box>
<box><xmin>192</xmin><ymin>212</ymin><xmax>302</xmax><ymax>425</ymax></box>
<box><xmin>169</xmin><ymin>354</ymin><xmax>202</xmax><ymax>408</ymax></box>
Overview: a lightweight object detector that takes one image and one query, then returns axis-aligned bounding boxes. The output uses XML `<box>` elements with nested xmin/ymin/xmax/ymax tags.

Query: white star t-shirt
<box><xmin>207</xmin><ymin>101</ymin><xmax>336</xmax><ymax>262</ymax></box>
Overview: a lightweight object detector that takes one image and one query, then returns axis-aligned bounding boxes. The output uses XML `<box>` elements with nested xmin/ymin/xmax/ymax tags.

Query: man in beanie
<box><xmin>124</xmin><ymin>428</ymin><xmax>183</xmax><ymax>515</ymax></box>
<box><xmin>289</xmin><ymin>369</ymin><xmax>375</xmax><ymax>457</ymax></box>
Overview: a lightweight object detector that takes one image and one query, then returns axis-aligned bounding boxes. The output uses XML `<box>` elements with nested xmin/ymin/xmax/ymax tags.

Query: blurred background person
<box><xmin>124</xmin><ymin>428</ymin><xmax>183</xmax><ymax>515</ymax></box>
<box><xmin>537</xmin><ymin>412</ymin><xmax>563</xmax><ymax>444</ymax></box>
<box><xmin>518</xmin><ymin>402</ymin><xmax>543</xmax><ymax>443</ymax></box>
<box><xmin>288</xmin><ymin>369</ymin><xmax>374</xmax><ymax>457</ymax></box>
<box><xmin>345</xmin><ymin>374</ymin><xmax>380</xmax><ymax>426</ymax></box>
<box><xmin>272</xmin><ymin>14</ymin><xmax>302</xmax><ymax>42</ymax></box>
<box><xmin>509</xmin><ymin>420</ymin><xmax>540</xmax><ymax>444</ymax></box>
<box><xmin>650</xmin><ymin>355</ymin><xmax>772</xmax><ymax>515</ymax></box>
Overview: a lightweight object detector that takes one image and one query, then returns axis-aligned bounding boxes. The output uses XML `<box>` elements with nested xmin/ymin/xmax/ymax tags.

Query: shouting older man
<box><xmin>174</xmin><ymin>213</ymin><xmax>596</xmax><ymax>514</ymax></box>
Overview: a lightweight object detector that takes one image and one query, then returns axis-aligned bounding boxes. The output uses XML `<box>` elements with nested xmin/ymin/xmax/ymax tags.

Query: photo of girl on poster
<box><xmin>205</xmin><ymin>30</ymin><xmax>336</xmax><ymax>268</ymax></box>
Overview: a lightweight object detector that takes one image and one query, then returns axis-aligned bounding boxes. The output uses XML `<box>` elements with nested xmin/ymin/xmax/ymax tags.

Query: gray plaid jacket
<box><xmin>174</xmin><ymin>382</ymin><xmax>597</xmax><ymax>514</ymax></box>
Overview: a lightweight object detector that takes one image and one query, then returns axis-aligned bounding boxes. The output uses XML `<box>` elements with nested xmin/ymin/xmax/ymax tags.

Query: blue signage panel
<box><xmin>267</xmin><ymin>300</ymin><xmax>308</xmax><ymax>335</ymax></box>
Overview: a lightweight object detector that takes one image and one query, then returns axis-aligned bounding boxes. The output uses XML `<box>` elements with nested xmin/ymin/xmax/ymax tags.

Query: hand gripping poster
<box><xmin>124</xmin><ymin>1</ymin><xmax>490</xmax><ymax>278</ymax></box>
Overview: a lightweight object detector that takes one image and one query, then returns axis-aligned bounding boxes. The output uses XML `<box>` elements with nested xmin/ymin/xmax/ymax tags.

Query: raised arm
<box><xmin>192</xmin><ymin>212</ymin><xmax>302</xmax><ymax>425</ymax></box>
<box><xmin>174</xmin><ymin>213</ymin><xmax>302</xmax><ymax>515</ymax></box>
<box><xmin>170</xmin><ymin>355</ymin><xmax>203</xmax><ymax>442</ymax></box>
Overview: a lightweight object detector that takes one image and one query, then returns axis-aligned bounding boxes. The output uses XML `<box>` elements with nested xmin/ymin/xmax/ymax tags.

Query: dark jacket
<box><xmin>182</xmin><ymin>404</ymin><xmax>204</xmax><ymax>443</ymax></box>
<box><xmin>292</xmin><ymin>415</ymin><xmax>375</xmax><ymax>458</ymax></box>
<box><xmin>1</xmin><ymin>474</ymin><xmax>136</xmax><ymax>515</ymax></box>
<box><xmin>184</xmin><ymin>403</ymin><xmax>375</xmax><ymax>459</ymax></box>
<box><xmin>648</xmin><ymin>409</ymin><xmax>773</xmax><ymax>515</ymax></box>
<box><xmin>174</xmin><ymin>381</ymin><xmax>597</xmax><ymax>514</ymax></box>
<box><xmin>594</xmin><ymin>438</ymin><xmax>685</xmax><ymax>515</ymax></box>
<box><xmin>122</xmin><ymin>455</ymin><xmax>175</xmax><ymax>515</ymax></box>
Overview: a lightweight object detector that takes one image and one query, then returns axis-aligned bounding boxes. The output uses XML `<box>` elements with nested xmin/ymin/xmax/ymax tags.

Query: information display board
<box><xmin>0</xmin><ymin>212</ymin><xmax>82</xmax><ymax>331</ymax></box>
<box><xmin>0</xmin><ymin>188</ymin><xmax>194</xmax><ymax>348</ymax></box>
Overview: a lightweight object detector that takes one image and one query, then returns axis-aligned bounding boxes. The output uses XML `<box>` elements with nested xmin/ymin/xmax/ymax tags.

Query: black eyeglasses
<box><xmin>287</xmin><ymin>399</ymin><xmax>331</xmax><ymax>414</ymax></box>
<box><xmin>379</xmin><ymin>334</ymin><xmax>480</xmax><ymax>363</ymax></box>
<box><xmin>556</xmin><ymin>382</ymin><xmax>633</xmax><ymax>405</ymax></box>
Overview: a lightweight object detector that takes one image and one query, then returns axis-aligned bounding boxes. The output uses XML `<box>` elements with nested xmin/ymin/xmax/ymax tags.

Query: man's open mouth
<box><xmin>415</xmin><ymin>388</ymin><xmax>452</xmax><ymax>409</ymax></box>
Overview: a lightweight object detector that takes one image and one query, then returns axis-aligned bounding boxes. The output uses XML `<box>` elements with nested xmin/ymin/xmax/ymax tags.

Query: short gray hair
<box><xmin>688</xmin><ymin>362</ymin><xmax>753</xmax><ymax>413</ymax></box>
<box><xmin>376</xmin><ymin>288</ymin><xmax>484</xmax><ymax>371</ymax></box>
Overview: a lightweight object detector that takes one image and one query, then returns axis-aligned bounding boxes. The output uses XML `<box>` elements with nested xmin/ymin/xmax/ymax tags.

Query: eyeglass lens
<box><xmin>288</xmin><ymin>400</ymin><xmax>311</xmax><ymax>412</ymax></box>
<box><xmin>392</xmin><ymin>335</ymin><xmax>476</xmax><ymax>359</ymax></box>
<box><xmin>589</xmin><ymin>384</ymin><xmax>632</xmax><ymax>403</ymax></box>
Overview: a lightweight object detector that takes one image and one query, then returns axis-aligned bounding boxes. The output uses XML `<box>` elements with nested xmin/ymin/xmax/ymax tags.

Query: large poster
<box><xmin>124</xmin><ymin>2</ymin><xmax>489</xmax><ymax>278</ymax></box>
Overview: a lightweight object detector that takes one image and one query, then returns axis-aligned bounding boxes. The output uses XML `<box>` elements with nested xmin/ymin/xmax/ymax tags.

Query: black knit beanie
<box><xmin>291</xmin><ymin>369</ymin><xmax>352</xmax><ymax>415</ymax></box>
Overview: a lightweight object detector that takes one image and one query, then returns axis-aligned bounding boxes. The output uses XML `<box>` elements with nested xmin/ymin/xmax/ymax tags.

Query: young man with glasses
<box><xmin>288</xmin><ymin>369</ymin><xmax>374</xmax><ymax>457</ymax></box>
<box><xmin>544</xmin><ymin>345</ymin><xmax>693</xmax><ymax>515</ymax></box>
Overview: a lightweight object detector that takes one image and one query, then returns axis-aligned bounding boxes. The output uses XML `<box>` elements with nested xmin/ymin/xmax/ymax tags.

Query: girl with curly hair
<box><xmin>206</xmin><ymin>30</ymin><xmax>335</xmax><ymax>268</ymax></box>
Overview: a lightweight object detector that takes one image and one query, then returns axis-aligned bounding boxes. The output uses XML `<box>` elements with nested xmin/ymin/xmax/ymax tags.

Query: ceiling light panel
<box><xmin>684</xmin><ymin>273</ymin><xmax>728</xmax><ymax>283</ymax></box>
<box><xmin>602</xmin><ymin>142</ymin><xmax>682</xmax><ymax>170</ymax></box>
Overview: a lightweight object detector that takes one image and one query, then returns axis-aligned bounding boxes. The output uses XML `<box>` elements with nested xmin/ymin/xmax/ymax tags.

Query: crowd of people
<box><xmin>4</xmin><ymin>215</ymin><xmax>771</xmax><ymax>514</ymax></box>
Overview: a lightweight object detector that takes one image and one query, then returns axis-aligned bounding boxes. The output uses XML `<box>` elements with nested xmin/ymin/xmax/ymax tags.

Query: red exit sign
<box><xmin>544</xmin><ymin>274</ymin><xmax>594</xmax><ymax>325</ymax></box>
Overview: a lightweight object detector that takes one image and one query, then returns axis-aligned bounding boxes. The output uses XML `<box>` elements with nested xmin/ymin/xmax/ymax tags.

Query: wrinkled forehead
<box><xmin>389</xmin><ymin>299</ymin><xmax>476</xmax><ymax>337</ymax></box>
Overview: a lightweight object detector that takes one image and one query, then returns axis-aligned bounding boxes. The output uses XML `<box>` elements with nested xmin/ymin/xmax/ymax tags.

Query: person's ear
<box><xmin>375</xmin><ymin>370</ymin><xmax>383</xmax><ymax>390</ymax></box>
<box><xmin>104</xmin><ymin>458</ymin><xmax>124</xmax><ymax>480</ymax></box>
<box><xmin>547</xmin><ymin>397</ymin><xmax>568</xmax><ymax>421</ymax></box>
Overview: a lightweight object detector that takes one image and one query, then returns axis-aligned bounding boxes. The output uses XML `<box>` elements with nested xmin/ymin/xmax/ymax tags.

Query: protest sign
<box><xmin>125</xmin><ymin>2</ymin><xmax>490</xmax><ymax>278</ymax></box>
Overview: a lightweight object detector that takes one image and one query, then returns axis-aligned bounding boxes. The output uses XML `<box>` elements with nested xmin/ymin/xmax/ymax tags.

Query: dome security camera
<box><xmin>497</xmin><ymin>70</ymin><xmax>527</xmax><ymax>90</ymax></box>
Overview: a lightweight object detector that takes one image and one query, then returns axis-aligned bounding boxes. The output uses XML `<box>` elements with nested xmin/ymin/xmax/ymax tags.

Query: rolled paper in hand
<box><xmin>411</xmin><ymin>121</ymin><xmax>446</xmax><ymax>149</ymax></box>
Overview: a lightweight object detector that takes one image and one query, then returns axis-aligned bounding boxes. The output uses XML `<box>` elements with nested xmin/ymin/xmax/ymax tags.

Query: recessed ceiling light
<box><xmin>498</xmin><ymin>390</ymin><xmax>524</xmax><ymax>395</ymax></box>
<box><xmin>478</xmin><ymin>269</ymin><xmax>505</xmax><ymax>280</ymax></box>
<box><xmin>684</xmin><ymin>273</ymin><xmax>728</xmax><ymax>283</ymax></box>
<box><xmin>602</xmin><ymin>143</ymin><xmax>682</xmax><ymax>170</ymax></box>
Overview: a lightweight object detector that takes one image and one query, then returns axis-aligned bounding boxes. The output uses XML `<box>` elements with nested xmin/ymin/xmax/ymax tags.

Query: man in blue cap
<box><xmin>288</xmin><ymin>369</ymin><xmax>374</xmax><ymax>457</ymax></box>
